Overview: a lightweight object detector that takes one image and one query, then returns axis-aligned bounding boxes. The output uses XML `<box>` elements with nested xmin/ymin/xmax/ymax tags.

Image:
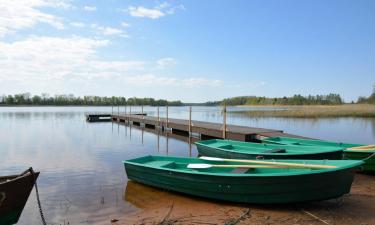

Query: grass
<box><xmin>230</xmin><ymin>104</ymin><xmax>375</xmax><ymax>118</ymax></box>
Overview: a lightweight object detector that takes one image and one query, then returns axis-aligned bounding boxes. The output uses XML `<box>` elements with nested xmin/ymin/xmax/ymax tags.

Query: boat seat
<box><xmin>231</xmin><ymin>168</ymin><xmax>250</xmax><ymax>174</ymax></box>
<box><xmin>263</xmin><ymin>148</ymin><xmax>286</xmax><ymax>153</ymax></box>
<box><xmin>144</xmin><ymin>161</ymin><xmax>175</xmax><ymax>167</ymax></box>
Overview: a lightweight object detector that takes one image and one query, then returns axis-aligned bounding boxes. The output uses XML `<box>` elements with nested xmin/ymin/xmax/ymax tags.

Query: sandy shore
<box><xmin>116</xmin><ymin>173</ymin><xmax>375</xmax><ymax>225</ymax></box>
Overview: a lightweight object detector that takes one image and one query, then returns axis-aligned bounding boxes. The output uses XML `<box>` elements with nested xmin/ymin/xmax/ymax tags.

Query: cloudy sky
<box><xmin>0</xmin><ymin>0</ymin><xmax>374</xmax><ymax>102</ymax></box>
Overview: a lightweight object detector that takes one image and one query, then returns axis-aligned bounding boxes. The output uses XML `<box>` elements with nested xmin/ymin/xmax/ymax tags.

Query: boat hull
<box><xmin>262</xmin><ymin>137</ymin><xmax>360</xmax><ymax>149</ymax></box>
<box><xmin>0</xmin><ymin>171</ymin><xmax>39</xmax><ymax>225</ymax></box>
<box><xmin>197</xmin><ymin>143</ymin><xmax>343</xmax><ymax>160</ymax></box>
<box><xmin>263</xmin><ymin>137</ymin><xmax>374</xmax><ymax>172</ymax></box>
<box><xmin>344</xmin><ymin>151</ymin><xmax>375</xmax><ymax>172</ymax></box>
<box><xmin>124</xmin><ymin>156</ymin><xmax>359</xmax><ymax>204</ymax></box>
<box><xmin>196</xmin><ymin>139</ymin><xmax>344</xmax><ymax>160</ymax></box>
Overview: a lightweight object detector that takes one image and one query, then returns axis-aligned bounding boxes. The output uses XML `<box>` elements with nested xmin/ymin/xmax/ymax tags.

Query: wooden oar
<box><xmin>199</xmin><ymin>156</ymin><xmax>337</xmax><ymax>169</ymax></box>
<box><xmin>187</xmin><ymin>164</ymin><xmax>285</xmax><ymax>169</ymax></box>
<box><xmin>347</xmin><ymin>145</ymin><xmax>375</xmax><ymax>151</ymax></box>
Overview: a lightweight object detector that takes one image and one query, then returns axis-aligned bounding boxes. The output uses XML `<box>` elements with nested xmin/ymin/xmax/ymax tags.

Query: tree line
<box><xmin>0</xmin><ymin>93</ymin><xmax>183</xmax><ymax>106</ymax></box>
<box><xmin>2</xmin><ymin>91</ymin><xmax>374</xmax><ymax>106</ymax></box>
<box><xmin>220</xmin><ymin>94</ymin><xmax>344</xmax><ymax>106</ymax></box>
<box><xmin>357</xmin><ymin>86</ymin><xmax>375</xmax><ymax>104</ymax></box>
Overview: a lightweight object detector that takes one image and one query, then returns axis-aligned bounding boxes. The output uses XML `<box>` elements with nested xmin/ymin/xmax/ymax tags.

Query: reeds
<box><xmin>231</xmin><ymin>104</ymin><xmax>375</xmax><ymax>118</ymax></box>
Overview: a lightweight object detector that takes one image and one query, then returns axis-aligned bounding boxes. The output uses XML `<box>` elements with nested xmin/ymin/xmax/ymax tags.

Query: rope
<box><xmin>363</xmin><ymin>152</ymin><xmax>375</xmax><ymax>161</ymax></box>
<box><xmin>29</xmin><ymin>168</ymin><xmax>47</xmax><ymax>225</ymax></box>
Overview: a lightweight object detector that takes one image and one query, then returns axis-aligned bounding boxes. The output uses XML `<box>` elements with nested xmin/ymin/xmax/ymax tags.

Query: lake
<box><xmin>1</xmin><ymin>106</ymin><xmax>374</xmax><ymax>224</ymax></box>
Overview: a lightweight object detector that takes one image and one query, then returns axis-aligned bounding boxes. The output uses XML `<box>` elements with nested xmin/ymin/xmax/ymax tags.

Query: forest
<box><xmin>0</xmin><ymin>93</ymin><xmax>182</xmax><ymax>106</ymax></box>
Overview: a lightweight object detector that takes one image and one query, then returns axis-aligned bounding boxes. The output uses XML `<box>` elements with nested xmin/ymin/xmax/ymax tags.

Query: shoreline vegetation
<box><xmin>0</xmin><ymin>93</ymin><xmax>183</xmax><ymax>106</ymax></box>
<box><xmin>231</xmin><ymin>104</ymin><xmax>375</xmax><ymax>118</ymax></box>
<box><xmin>0</xmin><ymin>92</ymin><xmax>374</xmax><ymax>119</ymax></box>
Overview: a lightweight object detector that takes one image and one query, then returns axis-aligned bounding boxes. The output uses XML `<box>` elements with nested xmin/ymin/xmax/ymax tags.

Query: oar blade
<box><xmin>199</xmin><ymin>156</ymin><xmax>225</xmax><ymax>161</ymax></box>
<box><xmin>187</xmin><ymin>163</ymin><xmax>212</xmax><ymax>169</ymax></box>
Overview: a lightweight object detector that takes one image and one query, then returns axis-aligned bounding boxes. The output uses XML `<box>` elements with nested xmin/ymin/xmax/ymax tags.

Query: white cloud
<box><xmin>124</xmin><ymin>74</ymin><xmax>223</xmax><ymax>88</ymax></box>
<box><xmin>128</xmin><ymin>6</ymin><xmax>165</xmax><ymax>19</ymax></box>
<box><xmin>0</xmin><ymin>36</ymin><xmax>144</xmax><ymax>83</ymax></box>
<box><xmin>121</xmin><ymin>22</ymin><xmax>131</xmax><ymax>28</ymax></box>
<box><xmin>100</xmin><ymin>27</ymin><xmax>122</xmax><ymax>36</ymax></box>
<box><xmin>70</xmin><ymin>22</ymin><xmax>85</xmax><ymax>28</ymax></box>
<box><xmin>0</xmin><ymin>0</ymin><xmax>69</xmax><ymax>37</ymax></box>
<box><xmin>157</xmin><ymin>57</ymin><xmax>176</xmax><ymax>68</ymax></box>
<box><xmin>83</xmin><ymin>5</ymin><xmax>97</xmax><ymax>11</ymax></box>
<box><xmin>91</xmin><ymin>24</ymin><xmax>129</xmax><ymax>37</ymax></box>
<box><xmin>0</xmin><ymin>36</ymin><xmax>220</xmax><ymax>90</ymax></box>
<box><xmin>126</xmin><ymin>2</ymin><xmax>185</xmax><ymax>19</ymax></box>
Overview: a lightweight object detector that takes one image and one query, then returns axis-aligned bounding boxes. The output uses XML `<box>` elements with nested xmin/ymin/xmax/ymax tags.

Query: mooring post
<box><xmin>157</xmin><ymin>106</ymin><xmax>160</xmax><ymax>128</ymax></box>
<box><xmin>125</xmin><ymin>105</ymin><xmax>127</xmax><ymax>124</ymax></box>
<box><xmin>118</xmin><ymin>105</ymin><xmax>120</xmax><ymax>116</ymax></box>
<box><xmin>222</xmin><ymin>105</ymin><xmax>227</xmax><ymax>139</ymax></box>
<box><xmin>141</xmin><ymin>105</ymin><xmax>146</xmax><ymax>127</ymax></box>
<box><xmin>129</xmin><ymin>106</ymin><xmax>132</xmax><ymax>124</ymax></box>
<box><xmin>189</xmin><ymin>106</ymin><xmax>192</xmax><ymax>136</ymax></box>
<box><xmin>111</xmin><ymin>106</ymin><xmax>113</xmax><ymax>115</ymax></box>
<box><xmin>166</xmin><ymin>105</ymin><xmax>169</xmax><ymax>129</ymax></box>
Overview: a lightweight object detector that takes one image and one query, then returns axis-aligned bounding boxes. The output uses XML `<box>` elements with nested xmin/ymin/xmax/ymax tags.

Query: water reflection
<box><xmin>0</xmin><ymin>106</ymin><xmax>374</xmax><ymax>224</ymax></box>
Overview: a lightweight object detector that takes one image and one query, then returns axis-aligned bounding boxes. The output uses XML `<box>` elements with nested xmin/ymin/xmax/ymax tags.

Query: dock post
<box><xmin>189</xmin><ymin>106</ymin><xmax>192</xmax><ymax>136</ymax></box>
<box><xmin>125</xmin><ymin>105</ymin><xmax>127</xmax><ymax>124</ymax></box>
<box><xmin>166</xmin><ymin>105</ymin><xmax>169</xmax><ymax>130</ymax></box>
<box><xmin>118</xmin><ymin>105</ymin><xmax>120</xmax><ymax>116</ymax></box>
<box><xmin>111</xmin><ymin>106</ymin><xmax>113</xmax><ymax>115</ymax></box>
<box><xmin>129</xmin><ymin>106</ymin><xmax>132</xmax><ymax>124</ymax></box>
<box><xmin>157</xmin><ymin>106</ymin><xmax>160</xmax><ymax>128</ymax></box>
<box><xmin>222</xmin><ymin>105</ymin><xmax>227</xmax><ymax>139</ymax></box>
<box><xmin>141</xmin><ymin>105</ymin><xmax>144</xmax><ymax>126</ymax></box>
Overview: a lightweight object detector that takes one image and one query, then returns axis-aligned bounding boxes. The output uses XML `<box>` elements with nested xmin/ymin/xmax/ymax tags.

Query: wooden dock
<box><xmin>86</xmin><ymin>114</ymin><xmax>112</xmax><ymax>122</ymax></box>
<box><xmin>86</xmin><ymin>113</ymin><xmax>147</xmax><ymax>122</ymax></box>
<box><xmin>110</xmin><ymin>114</ymin><xmax>306</xmax><ymax>142</ymax></box>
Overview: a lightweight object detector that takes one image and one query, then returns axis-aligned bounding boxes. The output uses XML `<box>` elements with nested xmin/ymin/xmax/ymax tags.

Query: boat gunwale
<box><xmin>195</xmin><ymin>139</ymin><xmax>344</xmax><ymax>156</ymax></box>
<box><xmin>123</xmin><ymin>155</ymin><xmax>363</xmax><ymax>177</ymax></box>
<box><xmin>264</xmin><ymin>137</ymin><xmax>373</xmax><ymax>153</ymax></box>
<box><xmin>344</xmin><ymin>149</ymin><xmax>375</xmax><ymax>153</ymax></box>
<box><xmin>0</xmin><ymin>171</ymin><xmax>38</xmax><ymax>185</ymax></box>
<box><xmin>263</xmin><ymin>137</ymin><xmax>362</xmax><ymax>147</ymax></box>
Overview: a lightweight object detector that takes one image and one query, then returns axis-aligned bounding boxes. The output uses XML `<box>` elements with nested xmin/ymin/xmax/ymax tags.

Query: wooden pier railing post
<box><xmin>166</xmin><ymin>105</ymin><xmax>169</xmax><ymax>128</ymax></box>
<box><xmin>157</xmin><ymin>106</ymin><xmax>160</xmax><ymax>128</ymax></box>
<box><xmin>125</xmin><ymin>105</ymin><xmax>127</xmax><ymax>124</ymax></box>
<box><xmin>189</xmin><ymin>106</ymin><xmax>192</xmax><ymax>136</ymax></box>
<box><xmin>141</xmin><ymin>105</ymin><xmax>144</xmax><ymax>125</ymax></box>
<box><xmin>129</xmin><ymin>106</ymin><xmax>132</xmax><ymax>123</ymax></box>
<box><xmin>222</xmin><ymin>105</ymin><xmax>227</xmax><ymax>139</ymax></box>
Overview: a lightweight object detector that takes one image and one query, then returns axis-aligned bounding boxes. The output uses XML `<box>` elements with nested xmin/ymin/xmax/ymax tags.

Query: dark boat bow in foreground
<box><xmin>0</xmin><ymin>168</ymin><xmax>39</xmax><ymax>225</ymax></box>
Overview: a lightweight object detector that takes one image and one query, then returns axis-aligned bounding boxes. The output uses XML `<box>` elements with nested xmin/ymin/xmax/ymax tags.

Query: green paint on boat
<box><xmin>124</xmin><ymin>155</ymin><xmax>363</xmax><ymax>204</ymax></box>
<box><xmin>262</xmin><ymin>137</ymin><xmax>360</xmax><ymax>148</ymax></box>
<box><xmin>263</xmin><ymin>137</ymin><xmax>375</xmax><ymax>172</ymax></box>
<box><xmin>195</xmin><ymin>139</ymin><xmax>344</xmax><ymax>160</ymax></box>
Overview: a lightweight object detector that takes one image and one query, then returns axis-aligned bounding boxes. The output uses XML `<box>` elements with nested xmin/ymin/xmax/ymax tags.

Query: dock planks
<box><xmin>110</xmin><ymin>114</ymin><xmax>302</xmax><ymax>141</ymax></box>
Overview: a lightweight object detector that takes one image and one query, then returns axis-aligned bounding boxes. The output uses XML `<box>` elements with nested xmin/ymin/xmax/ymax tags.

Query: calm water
<box><xmin>1</xmin><ymin>106</ymin><xmax>375</xmax><ymax>224</ymax></box>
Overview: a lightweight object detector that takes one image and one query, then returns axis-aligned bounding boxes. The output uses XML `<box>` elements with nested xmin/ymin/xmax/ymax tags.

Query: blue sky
<box><xmin>0</xmin><ymin>0</ymin><xmax>374</xmax><ymax>102</ymax></box>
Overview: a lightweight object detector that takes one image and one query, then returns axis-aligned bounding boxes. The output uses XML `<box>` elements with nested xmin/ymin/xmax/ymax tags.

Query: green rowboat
<box><xmin>263</xmin><ymin>137</ymin><xmax>375</xmax><ymax>172</ymax></box>
<box><xmin>124</xmin><ymin>155</ymin><xmax>362</xmax><ymax>204</ymax></box>
<box><xmin>0</xmin><ymin>168</ymin><xmax>39</xmax><ymax>225</ymax></box>
<box><xmin>195</xmin><ymin>139</ymin><xmax>344</xmax><ymax>160</ymax></box>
